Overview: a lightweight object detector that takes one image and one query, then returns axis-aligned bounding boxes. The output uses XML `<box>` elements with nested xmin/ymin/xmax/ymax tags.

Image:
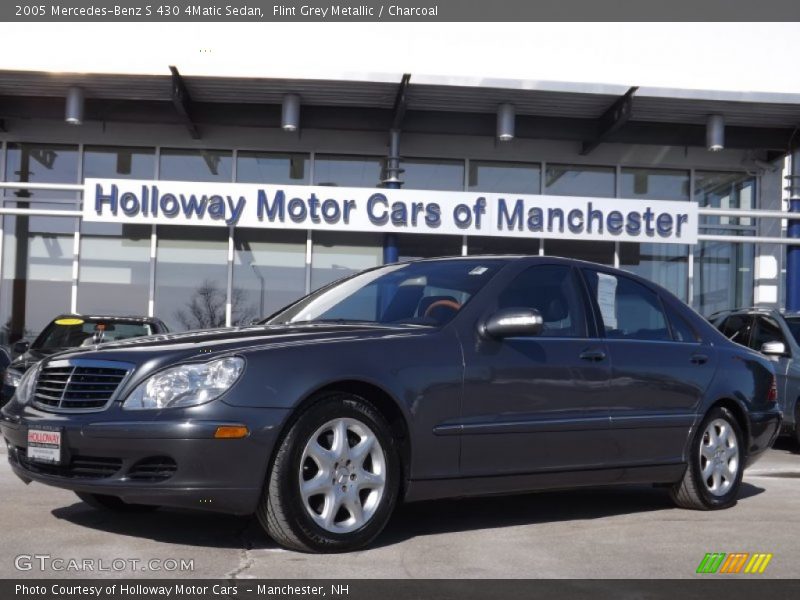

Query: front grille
<box><xmin>33</xmin><ymin>362</ymin><xmax>130</xmax><ymax>412</ymax></box>
<box><xmin>127</xmin><ymin>456</ymin><xmax>178</xmax><ymax>482</ymax></box>
<box><xmin>16</xmin><ymin>448</ymin><xmax>122</xmax><ymax>479</ymax></box>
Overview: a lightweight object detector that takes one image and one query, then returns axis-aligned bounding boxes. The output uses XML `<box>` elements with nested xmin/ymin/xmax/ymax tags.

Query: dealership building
<box><xmin>0</xmin><ymin>68</ymin><xmax>798</xmax><ymax>343</ymax></box>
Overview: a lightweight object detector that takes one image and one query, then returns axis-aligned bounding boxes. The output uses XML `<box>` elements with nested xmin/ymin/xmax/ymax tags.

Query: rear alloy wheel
<box><xmin>75</xmin><ymin>492</ymin><xmax>159</xmax><ymax>512</ymax></box>
<box><xmin>257</xmin><ymin>394</ymin><xmax>400</xmax><ymax>552</ymax></box>
<box><xmin>670</xmin><ymin>407</ymin><xmax>744</xmax><ymax>510</ymax></box>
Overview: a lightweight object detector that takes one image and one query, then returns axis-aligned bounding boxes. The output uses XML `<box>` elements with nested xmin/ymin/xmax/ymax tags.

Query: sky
<box><xmin>2</xmin><ymin>22</ymin><xmax>799</xmax><ymax>94</ymax></box>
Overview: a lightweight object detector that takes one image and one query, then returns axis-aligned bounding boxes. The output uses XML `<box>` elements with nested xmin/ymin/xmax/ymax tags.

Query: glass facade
<box><xmin>0</xmin><ymin>145</ymin><xmax>764</xmax><ymax>341</ymax></box>
<box><xmin>545</xmin><ymin>164</ymin><xmax>615</xmax><ymax>265</ymax></box>
<box><xmin>619</xmin><ymin>167</ymin><xmax>690</xmax><ymax>301</ymax></box>
<box><xmin>1</xmin><ymin>144</ymin><xmax>80</xmax><ymax>344</ymax></box>
<box><xmin>693</xmin><ymin>171</ymin><xmax>756</xmax><ymax>315</ymax></box>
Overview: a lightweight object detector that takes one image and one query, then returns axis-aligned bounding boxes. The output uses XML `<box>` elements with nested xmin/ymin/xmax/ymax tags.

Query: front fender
<box><xmin>223</xmin><ymin>329</ymin><xmax>464</xmax><ymax>481</ymax></box>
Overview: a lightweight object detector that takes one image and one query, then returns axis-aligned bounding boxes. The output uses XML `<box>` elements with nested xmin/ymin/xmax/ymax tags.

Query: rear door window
<box><xmin>582</xmin><ymin>270</ymin><xmax>671</xmax><ymax>341</ymax></box>
<box><xmin>664</xmin><ymin>303</ymin><xmax>700</xmax><ymax>343</ymax></box>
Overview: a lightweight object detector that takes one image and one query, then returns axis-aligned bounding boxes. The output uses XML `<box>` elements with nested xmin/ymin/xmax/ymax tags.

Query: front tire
<box><xmin>670</xmin><ymin>406</ymin><xmax>744</xmax><ymax>510</ymax></box>
<box><xmin>257</xmin><ymin>393</ymin><xmax>400</xmax><ymax>553</ymax></box>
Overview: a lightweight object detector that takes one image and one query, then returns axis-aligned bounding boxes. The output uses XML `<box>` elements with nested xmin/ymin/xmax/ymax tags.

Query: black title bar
<box><xmin>5</xmin><ymin>580</ymin><xmax>800</xmax><ymax>600</ymax></box>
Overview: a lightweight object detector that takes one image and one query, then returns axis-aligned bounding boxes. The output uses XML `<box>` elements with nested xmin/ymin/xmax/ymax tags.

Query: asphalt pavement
<box><xmin>0</xmin><ymin>440</ymin><xmax>797</xmax><ymax>579</ymax></box>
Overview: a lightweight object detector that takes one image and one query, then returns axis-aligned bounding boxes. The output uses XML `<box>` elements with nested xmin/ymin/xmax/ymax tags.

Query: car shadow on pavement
<box><xmin>50</xmin><ymin>482</ymin><xmax>765</xmax><ymax>551</ymax></box>
<box><xmin>771</xmin><ymin>437</ymin><xmax>800</xmax><ymax>454</ymax></box>
<box><xmin>51</xmin><ymin>502</ymin><xmax>274</xmax><ymax>549</ymax></box>
<box><xmin>373</xmin><ymin>482</ymin><xmax>765</xmax><ymax>549</ymax></box>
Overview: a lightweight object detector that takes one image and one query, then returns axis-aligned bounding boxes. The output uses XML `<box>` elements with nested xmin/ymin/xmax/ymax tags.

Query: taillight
<box><xmin>768</xmin><ymin>376</ymin><xmax>778</xmax><ymax>403</ymax></box>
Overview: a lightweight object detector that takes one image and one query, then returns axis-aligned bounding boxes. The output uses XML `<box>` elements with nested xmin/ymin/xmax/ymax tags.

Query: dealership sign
<box><xmin>83</xmin><ymin>178</ymin><xmax>698</xmax><ymax>244</ymax></box>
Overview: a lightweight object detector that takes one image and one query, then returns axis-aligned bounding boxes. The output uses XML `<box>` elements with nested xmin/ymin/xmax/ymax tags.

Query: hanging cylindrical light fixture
<box><xmin>497</xmin><ymin>103</ymin><xmax>515</xmax><ymax>142</ymax></box>
<box><xmin>65</xmin><ymin>87</ymin><xmax>85</xmax><ymax>125</ymax></box>
<box><xmin>706</xmin><ymin>114</ymin><xmax>725</xmax><ymax>152</ymax></box>
<box><xmin>282</xmin><ymin>94</ymin><xmax>301</xmax><ymax>132</ymax></box>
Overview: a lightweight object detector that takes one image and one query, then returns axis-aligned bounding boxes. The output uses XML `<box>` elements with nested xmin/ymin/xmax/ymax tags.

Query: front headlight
<box><xmin>121</xmin><ymin>357</ymin><xmax>244</xmax><ymax>410</ymax></box>
<box><xmin>3</xmin><ymin>368</ymin><xmax>23</xmax><ymax>388</ymax></box>
<box><xmin>14</xmin><ymin>363</ymin><xmax>41</xmax><ymax>406</ymax></box>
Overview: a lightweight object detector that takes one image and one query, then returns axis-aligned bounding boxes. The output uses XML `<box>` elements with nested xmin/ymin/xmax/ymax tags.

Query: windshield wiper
<box><xmin>281</xmin><ymin>319</ymin><xmax>380</xmax><ymax>326</ymax></box>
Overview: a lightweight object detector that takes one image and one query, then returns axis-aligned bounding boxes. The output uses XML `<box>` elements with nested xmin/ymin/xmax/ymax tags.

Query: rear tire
<box><xmin>670</xmin><ymin>406</ymin><xmax>744</xmax><ymax>510</ymax></box>
<box><xmin>257</xmin><ymin>393</ymin><xmax>400</xmax><ymax>553</ymax></box>
<box><xmin>75</xmin><ymin>492</ymin><xmax>159</xmax><ymax>512</ymax></box>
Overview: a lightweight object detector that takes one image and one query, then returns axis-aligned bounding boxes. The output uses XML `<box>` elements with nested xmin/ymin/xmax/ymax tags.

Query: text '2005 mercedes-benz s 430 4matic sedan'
<box><xmin>0</xmin><ymin>257</ymin><xmax>783</xmax><ymax>552</ymax></box>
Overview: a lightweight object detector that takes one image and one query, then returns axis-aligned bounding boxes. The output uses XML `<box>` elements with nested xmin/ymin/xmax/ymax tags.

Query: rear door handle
<box><xmin>690</xmin><ymin>353</ymin><xmax>709</xmax><ymax>365</ymax></box>
<box><xmin>579</xmin><ymin>349</ymin><xmax>607</xmax><ymax>362</ymax></box>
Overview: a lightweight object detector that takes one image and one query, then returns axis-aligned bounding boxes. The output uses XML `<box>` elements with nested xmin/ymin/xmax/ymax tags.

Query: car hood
<box><xmin>33</xmin><ymin>322</ymin><xmax>435</xmax><ymax>371</ymax></box>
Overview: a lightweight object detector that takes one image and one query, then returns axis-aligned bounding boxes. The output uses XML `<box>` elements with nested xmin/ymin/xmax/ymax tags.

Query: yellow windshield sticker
<box><xmin>54</xmin><ymin>318</ymin><xmax>84</xmax><ymax>326</ymax></box>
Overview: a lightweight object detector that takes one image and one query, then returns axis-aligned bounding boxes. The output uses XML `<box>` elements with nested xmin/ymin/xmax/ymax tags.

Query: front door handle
<box><xmin>690</xmin><ymin>353</ymin><xmax>709</xmax><ymax>365</ymax></box>
<box><xmin>580</xmin><ymin>349</ymin><xmax>607</xmax><ymax>362</ymax></box>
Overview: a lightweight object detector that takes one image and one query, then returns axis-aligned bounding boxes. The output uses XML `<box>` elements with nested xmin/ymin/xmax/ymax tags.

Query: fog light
<box><xmin>214</xmin><ymin>425</ymin><xmax>249</xmax><ymax>439</ymax></box>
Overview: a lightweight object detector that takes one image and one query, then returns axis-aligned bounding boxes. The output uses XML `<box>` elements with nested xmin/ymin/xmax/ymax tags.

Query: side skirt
<box><xmin>403</xmin><ymin>463</ymin><xmax>687</xmax><ymax>503</ymax></box>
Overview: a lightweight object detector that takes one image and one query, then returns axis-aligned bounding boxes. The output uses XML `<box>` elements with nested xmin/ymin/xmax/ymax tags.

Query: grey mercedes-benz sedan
<box><xmin>0</xmin><ymin>257</ymin><xmax>782</xmax><ymax>552</ymax></box>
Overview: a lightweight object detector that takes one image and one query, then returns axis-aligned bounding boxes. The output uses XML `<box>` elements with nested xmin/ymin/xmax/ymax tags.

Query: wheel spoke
<box><xmin>725</xmin><ymin>445</ymin><xmax>738</xmax><ymax>460</ymax></box>
<box><xmin>721</xmin><ymin>464</ymin><xmax>735</xmax><ymax>483</ymax></box>
<box><xmin>344</xmin><ymin>496</ymin><xmax>364</xmax><ymax>526</ymax></box>
<box><xmin>707</xmin><ymin>426</ymin><xmax>719</xmax><ymax>449</ymax></box>
<box><xmin>700</xmin><ymin>443</ymin><xmax>715</xmax><ymax>460</ymax></box>
<box><xmin>321</xmin><ymin>492</ymin><xmax>341</xmax><ymax>530</ymax></box>
<box><xmin>358</xmin><ymin>470</ymin><xmax>386</xmax><ymax>489</ymax></box>
<box><xmin>306</xmin><ymin>440</ymin><xmax>336</xmax><ymax>471</ymax></box>
<box><xmin>350</xmin><ymin>433</ymin><xmax>375</xmax><ymax>464</ymax></box>
<box><xmin>701</xmin><ymin>459</ymin><xmax>715</xmax><ymax>479</ymax></box>
<box><xmin>711</xmin><ymin>469</ymin><xmax>722</xmax><ymax>491</ymax></box>
<box><xmin>300</xmin><ymin>474</ymin><xmax>330</xmax><ymax>500</ymax></box>
<box><xmin>332</xmin><ymin>419</ymin><xmax>349</xmax><ymax>459</ymax></box>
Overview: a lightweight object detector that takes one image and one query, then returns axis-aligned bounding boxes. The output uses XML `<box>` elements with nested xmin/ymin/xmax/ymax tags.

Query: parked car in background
<box><xmin>0</xmin><ymin>315</ymin><xmax>168</xmax><ymax>406</ymax></box>
<box><xmin>0</xmin><ymin>345</ymin><xmax>10</xmax><ymax>380</ymax></box>
<box><xmin>709</xmin><ymin>307</ymin><xmax>800</xmax><ymax>446</ymax></box>
<box><xmin>0</xmin><ymin>257</ymin><xmax>781</xmax><ymax>552</ymax></box>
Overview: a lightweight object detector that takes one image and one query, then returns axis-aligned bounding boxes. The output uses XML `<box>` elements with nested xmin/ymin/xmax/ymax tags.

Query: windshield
<box><xmin>33</xmin><ymin>319</ymin><xmax>155</xmax><ymax>351</ymax></box>
<box><xmin>267</xmin><ymin>259</ymin><xmax>505</xmax><ymax>327</ymax></box>
<box><xmin>784</xmin><ymin>317</ymin><xmax>800</xmax><ymax>345</ymax></box>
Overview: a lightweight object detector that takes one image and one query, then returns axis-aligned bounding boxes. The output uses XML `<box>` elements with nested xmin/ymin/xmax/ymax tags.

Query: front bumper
<box><xmin>0</xmin><ymin>401</ymin><xmax>290</xmax><ymax>515</ymax></box>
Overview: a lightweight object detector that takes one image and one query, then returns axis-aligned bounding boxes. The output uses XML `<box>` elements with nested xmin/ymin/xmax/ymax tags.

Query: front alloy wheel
<box><xmin>299</xmin><ymin>417</ymin><xmax>387</xmax><ymax>534</ymax></box>
<box><xmin>670</xmin><ymin>406</ymin><xmax>744</xmax><ymax>510</ymax></box>
<box><xmin>257</xmin><ymin>393</ymin><xmax>400</xmax><ymax>552</ymax></box>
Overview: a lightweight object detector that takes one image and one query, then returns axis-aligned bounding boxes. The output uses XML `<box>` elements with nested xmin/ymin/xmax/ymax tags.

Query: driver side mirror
<box><xmin>480</xmin><ymin>308</ymin><xmax>544</xmax><ymax>339</ymax></box>
<box><xmin>761</xmin><ymin>340</ymin><xmax>787</xmax><ymax>356</ymax></box>
<box><xmin>12</xmin><ymin>340</ymin><xmax>29</xmax><ymax>355</ymax></box>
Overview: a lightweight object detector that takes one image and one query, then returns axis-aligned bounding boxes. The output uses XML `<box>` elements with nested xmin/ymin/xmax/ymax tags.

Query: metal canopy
<box><xmin>0</xmin><ymin>69</ymin><xmax>798</xmax><ymax>150</ymax></box>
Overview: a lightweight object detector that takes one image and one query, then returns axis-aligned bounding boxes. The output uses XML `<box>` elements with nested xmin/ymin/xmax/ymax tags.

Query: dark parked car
<box><xmin>1</xmin><ymin>315</ymin><xmax>168</xmax><ymax>406</ymax></box>
<box><xmin>709</xmin><ymin>307</ymin><xmax>800</xmax><ymax>445</ymax></box>
<box><xmin>0</xmin><ymin>345</ymin><xmax>10</xmax><ymax>381</ymax></box>
<box><xmin>0</xmin><ymin>257</ymin><xmax>781</xmax><ymax>552</ymax></box>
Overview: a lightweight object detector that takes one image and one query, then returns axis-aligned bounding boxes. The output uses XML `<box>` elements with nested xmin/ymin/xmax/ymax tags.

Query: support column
<box><xmin>787</xmin><ymin>149</ymin><xmax>800</xmax><ymax>310</ymax></box>
<box><xmin>382</xmin><ymin>129</ymin><xmax>403</xmax><ymax>264</ymax></box>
